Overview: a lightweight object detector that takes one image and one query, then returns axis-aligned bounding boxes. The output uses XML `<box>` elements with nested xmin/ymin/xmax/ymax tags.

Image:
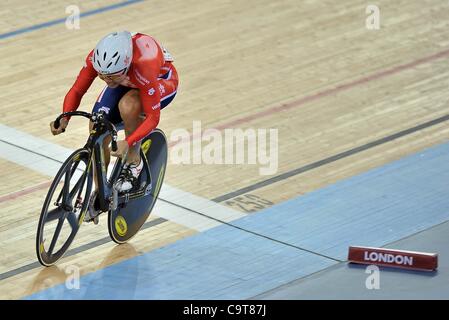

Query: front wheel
<box><xmin>36</xmin><ymin>148</ymin><xmax>93</xmax><ymax>266</ymax></box>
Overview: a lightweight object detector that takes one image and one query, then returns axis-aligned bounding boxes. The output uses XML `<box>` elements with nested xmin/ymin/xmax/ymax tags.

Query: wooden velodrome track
<box><xmin>1</xmin><ymin>0</ymin><xmax>449</xmax><ymax>299</ymax></box>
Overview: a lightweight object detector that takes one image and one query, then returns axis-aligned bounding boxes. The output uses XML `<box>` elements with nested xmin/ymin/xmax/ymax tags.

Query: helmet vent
<box><xmin>103</xmin><ymin>52</ymin><xmax>107</xmax><ymax>60</ymax></box>
<box><xmin>97</xmin><ymin>60</ymin><xmax>102</xmax><ymax>68</ymax></box>
<box><xmin>114</xmin><ymin>55</ymin><xmax>121</xmax><ymax>66</ymax></box>
<box><xmin>107</xmin><ymin>62</ymin><xmax>113</xmax><ymax>68</ymax></box>
<box><xmin>112</xmin><ymin>52</ymin><xmax>118</xmax><ymax>58</ymax></box>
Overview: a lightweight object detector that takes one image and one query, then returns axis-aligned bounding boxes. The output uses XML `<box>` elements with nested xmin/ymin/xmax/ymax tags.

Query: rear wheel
<box><xmin>36</xmin><ymin>148</ymin><xmax>93</xmax><ymax>266</ymax></box>
<box><xmin>108</xmin><ymin>129</ymin><xmax>168</xmax><ymax>244</ymax></box>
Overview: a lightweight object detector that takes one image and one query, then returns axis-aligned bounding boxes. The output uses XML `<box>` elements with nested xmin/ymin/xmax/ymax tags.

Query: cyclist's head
<box><xmin>92</xmin><ymin>31</ymin><xmax>133</xmax><ymax>76</ymax></box>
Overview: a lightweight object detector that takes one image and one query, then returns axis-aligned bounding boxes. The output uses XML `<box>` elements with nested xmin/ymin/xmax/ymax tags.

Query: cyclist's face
<box><xmin>98</xmin><ymin>72</ymin><xmax>126</xmax><ymax>86</ymax></box>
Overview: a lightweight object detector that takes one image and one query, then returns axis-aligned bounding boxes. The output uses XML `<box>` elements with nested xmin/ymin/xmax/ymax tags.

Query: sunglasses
<box><xmin>98</xmin><ymin>67</ymin><xmax>128</xmax><ymax>80</ymax></box>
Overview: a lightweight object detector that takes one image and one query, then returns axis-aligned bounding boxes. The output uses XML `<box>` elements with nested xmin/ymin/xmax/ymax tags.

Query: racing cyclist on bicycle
<box><xmin>49</xmin><ymin>31</ymin><xmax>179</xmax><ymax>222</ymax></box>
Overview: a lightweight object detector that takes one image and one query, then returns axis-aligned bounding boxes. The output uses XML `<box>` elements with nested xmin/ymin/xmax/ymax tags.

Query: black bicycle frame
<box><xmin>85</xmin><ymin>122</ymin><xmax>123</xmax><ymax>212</ymax></box>
<box><xmin>54</xmin><ymin>110</ymin><xmax>152</xmax><ymax>213</ymax></box>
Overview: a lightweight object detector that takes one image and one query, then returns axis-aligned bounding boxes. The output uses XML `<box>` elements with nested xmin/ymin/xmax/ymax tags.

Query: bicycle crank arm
<box><xmin>111</xmin><ymin>181</ymin><xmax>120</xmax><ymax>211</ymax></box>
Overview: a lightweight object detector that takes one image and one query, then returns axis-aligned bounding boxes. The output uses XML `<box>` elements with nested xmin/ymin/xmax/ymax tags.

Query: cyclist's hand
<box><xmin>110</xmin><ymin>140</ymin><xmax>129</xmax><ymax>158</ymax></box>
<box><xmin>50</xmin><ymin>118</ymin><xmax>68</xmax><ymax>135</ymax></box>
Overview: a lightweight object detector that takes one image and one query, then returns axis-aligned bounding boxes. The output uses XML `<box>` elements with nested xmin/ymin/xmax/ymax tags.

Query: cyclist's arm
<box><xmin>125</xmin><ymin>67</ymin><xmax>161</xmax><ymax>147</ymax></box>
<box><xmin>63</xmin><ymin>51</ymin><xmax>97</xmax><ymax>116</ymax></box>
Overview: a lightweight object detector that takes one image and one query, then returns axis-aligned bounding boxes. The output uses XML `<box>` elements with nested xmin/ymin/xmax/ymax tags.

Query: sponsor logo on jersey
<box><xmin>152</xmin><ymin>103</ymin><xmax>161</xmax><ymax>110</ymax></box>
<box><xmin>158</xmin><ymin>83</ymin><xmax>166</xmax><ymax>95</ymax></box>
<box><xmin>135</xmin><ymin>69</ymin><xmax>150</xmax><ymax>85</ymax></box>
<box><xmin>148</xmin><ymin>88</ymin><xmax>156</xmax><ymax>96</ymax></box>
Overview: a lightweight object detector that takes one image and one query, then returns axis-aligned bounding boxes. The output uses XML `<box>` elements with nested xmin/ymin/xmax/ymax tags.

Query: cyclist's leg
<box><xmin>117</xmin><ymin>89</ymin><xmax>143</xmax><ymax>165</ymax></box>
<box><xmin>90</xmin><ymin>85</ymin><xmax>131</xmax><ymax>190</ymax></box>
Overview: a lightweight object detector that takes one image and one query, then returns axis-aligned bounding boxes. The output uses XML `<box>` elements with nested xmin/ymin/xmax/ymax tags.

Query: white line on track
<box><xmin>0</xmin><ymin>124</ymin><xmax>246</xmax><ymax>231</ymax></box>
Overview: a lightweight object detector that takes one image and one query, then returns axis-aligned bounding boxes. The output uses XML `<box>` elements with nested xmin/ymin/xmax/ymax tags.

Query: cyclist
<box><xmin>49</xmin><ymin>31</ymin><xmax>178</xmax><ymax>222</ymax></box>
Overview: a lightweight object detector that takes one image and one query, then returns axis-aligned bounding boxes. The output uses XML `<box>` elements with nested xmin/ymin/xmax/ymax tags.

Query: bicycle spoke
<box><xmin>67</xmin><ymin>211</ymin><xmax>78</xmax><ymax>230</ymax></box>
<box><xmin>70</xmin><ymin>159</ymin><xmax>81</xmax><ymax>176</ymax></box>
<box><xmin>68</xmin><ymin>175</ymin><xmax>84</xmax><ymax>202</ymax></box>
<box><xmin>61</xmin><ymin>169</ymin><xmax>71</xmax><ymax>206</ymax></box>
<box><xmin>69</xmin><ymin>165</ymin><xmax>90</xmax><ymax>203</ymax></box>
<box><xmin>55</xmin><ymin>181</ymin><xmax>65</xmax><ymax>205</ymax></box>
<box><xmin>56</xmin><ymin>159</ymin><xmax>78</xmax><ymax>204</ymax></box>
<box><xmin>48</xmin><ymin>215</ymin><xmax>66</xmax><ymax>255</ymax></box>
<box><xmin>45</xmin><ymin>207</ymin><xmax>65</xmax><ymax>223</ymax></box>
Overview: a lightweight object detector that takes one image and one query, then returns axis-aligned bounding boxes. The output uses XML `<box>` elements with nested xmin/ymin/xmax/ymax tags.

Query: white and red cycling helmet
<box><xmin>92</xmin><ymin>31</ymin><xmax>133</xmax><ymax>75</ymax></box>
